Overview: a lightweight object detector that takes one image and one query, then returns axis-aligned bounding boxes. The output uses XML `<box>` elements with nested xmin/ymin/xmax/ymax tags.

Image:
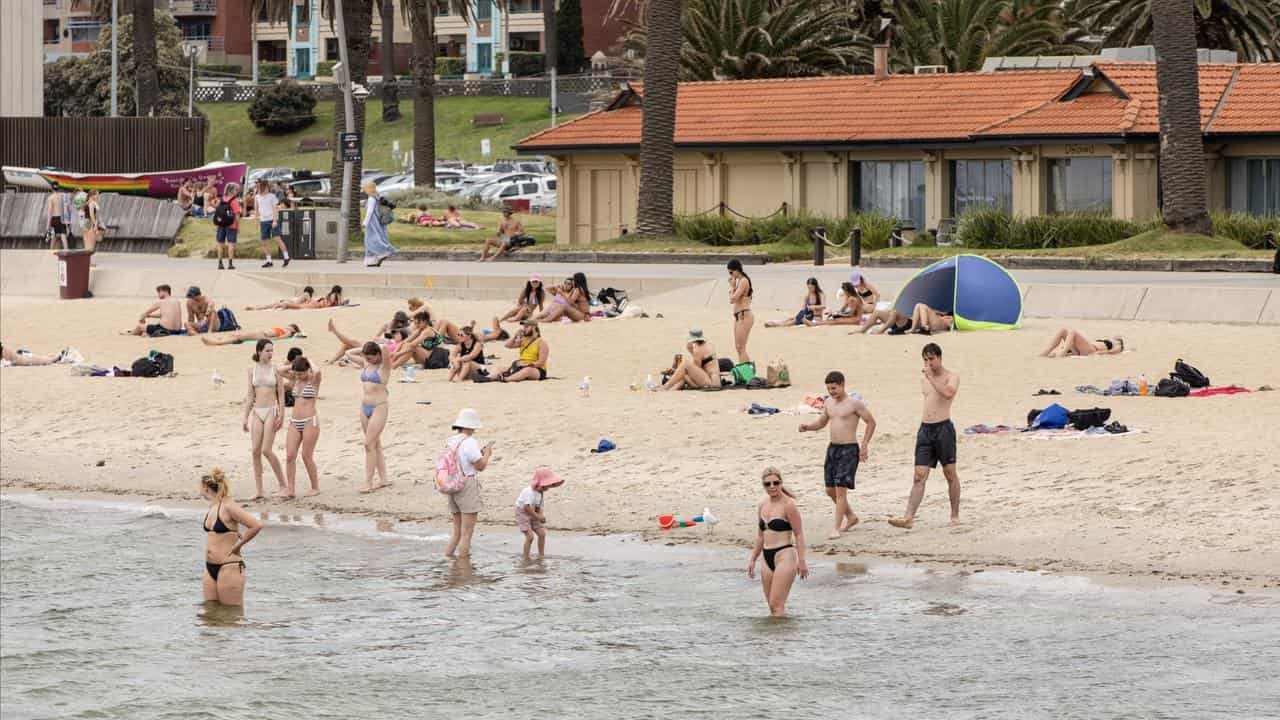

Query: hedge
<box><xmin>247</xmin><ymin>80</ymin><xmax>317</xmax><ymax>134</ymax></box>
<box><xmin>675</xmin><ymin>211</ymin><xmax>897</xmax><ymax>250</ymax></box>
<box><xmin>498</xmin><ymin>51</ymin><xmax>545</xmax><ymax>76</ymax></box>
<box><xmin>316</xmin><ymin>60</ymin><xmax>336</xmax><ymax>77</ymax></box>
<box><xmin>257</xmin><ymin>62</ymin><xmax>286</xmax><ymax>80</ymax></box>
<box><xmin>436</xmin><ymin>57</ymin><xmax>464</xmax><ymax>76</ymax></box>
<box><xmin>199</xmin><ymin>63</ymin><xmax>243</xmax><ymax>77</ymax></box>
<box><xmin>954</xmin><ymin>209</ymin><xmax>1153</xmax><ymax>249</ymax></box>
<box><xmin>1210</xmin><ymin>211</ymin><xmax>1280</xmax><ymax>249</ymax></box>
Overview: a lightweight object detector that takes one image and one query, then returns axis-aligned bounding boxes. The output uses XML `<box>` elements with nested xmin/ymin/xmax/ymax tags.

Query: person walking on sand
<box><xmin>748</xmin><ymin>467</ymin><xmax>808</xmax><ymax>618</ymax></box>
<box><xmin>284</xmin><ymin>356</ymin><xmax>322</xmax><ymax>498</ymax></box>
<box><xmin>357</xmin><ymin>341</ymin><xmax>392</xmax><ymax>493</ymax></box>
<box><xmin>891</xmin><ymin>343</ymin><xmax>961</xmax><ymax>529</ymax></box>
<box><xmin>254</xmin><ymin>179</ymin><xmax>291</xmax><ymax>268</ymax></box>
<box><xmin>442</xmin><ymin>408</ymin><xmax>492</xmax><ymax>558</ymax></box>
<box><xmin>362</xmin><ymin>180</ymin><xmax>398</xmax><ymax>267</ymax></box>
<box><xmin>46</xmin><ymin>188</ymin><xmax>72</xmax><ymax>252</ymax></box>
<box><xmin>200</xmin><ymin>468</ymin><xmax>263</xmax><ymax>607</ymax></box>
<box><xmin>516</xmin><ymin>467</ymin><xmax>564</xmax><ymax>561</ymax></box>
<box><xmin>126</xmin><ymin>284</ymin><xmax>185</xmax><ymax>336</ymax></box>
<box><xmin>243</xmin><ymin>340</ymin><xmax>287</xmax><ymax>500</ymax></box>
<box><xmin>799</xmin><ymin>371</ymin><xmax>876</xmax><ymax>539</ymax></box>
<box><xmin>727</xmin><ymin>259</ymin><xmax>754</xmax><ymax>363</ymax></box>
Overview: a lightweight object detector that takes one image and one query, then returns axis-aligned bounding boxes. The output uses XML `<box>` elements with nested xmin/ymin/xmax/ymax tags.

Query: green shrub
<box><xmin>436</xmin><ymin>57</ymin><xmax>465</xmax><ymax>76</ymax></box>
<box><xmin>673</xmin><ymin>210</ymin><xmax>896</xmax><ymax>250</ymax></box>
<box><xmin>316</xmin><ymin>60</ymin><xmax>337</xmax><ymax>78</ymax></box>
<box><xmin>956</xmin><ymin>209</ymin><xmax>1150</xmax><ymax>249</ymax></box>
<box><xmin>505</xmin><ymin>51</ymin><xmax>545</xmax><ymax>76</ymax></box>
<box><xmin>247</xmin><ymin>80</ymin><xmax>317</xmax><ymax>134</ymax></box>
<box><xmin>1211</xmin><ymin>211</ymin><xmax>1280</xmax><ymax>249</ymax></box>
<box><xmin>257</xmin><ymin>62</ymin><xmax>286</xmax><ymax>80</ymax></box>
<box><xmin>199</xmin><ymin>63</ymin><xmax>243</xmax><ymax>77</ymax></box>
<box><xmin>384</xmin><ymin>186</ymin><xmax>500</xmax><ymax>212</ymax></box>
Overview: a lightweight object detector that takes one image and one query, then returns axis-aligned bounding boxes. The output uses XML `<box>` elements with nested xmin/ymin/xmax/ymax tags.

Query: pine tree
<box><xmin>556</xmin><ymin>0</ymin><xmax>585</xmax><ymax>73</ymax></box>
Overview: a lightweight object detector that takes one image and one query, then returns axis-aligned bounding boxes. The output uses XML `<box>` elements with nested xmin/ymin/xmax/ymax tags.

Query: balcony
<box><xmin>183</xmin><ymin>34</ymin><xmax>225</xmax><ymax>51</ymax></box>
<box><xmin>510</xmin><ymin>0</ymin><xmax>543</xmax><ymax>13</ymax></box>
<box><xmin>168</xmin><ymin>0</ymin><xmax>217</xmax><ymax>15</ymax></box>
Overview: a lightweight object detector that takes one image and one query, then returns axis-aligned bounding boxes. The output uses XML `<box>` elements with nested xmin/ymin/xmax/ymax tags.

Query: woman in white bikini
<box><xmin>200</xmin><ymin>468</ymin><xmax>263</xmax><ymax>607</ymax></box>
<box><xmin>357</xmin><ymin>341</ymin><xmax>392</xmax><ymax>493</ymax></box>
<box><xmin>284</xmin><ymin>356</ymin><xmax>322</xmax><ymax>498</ymax></box>
<box><xmin>242</xmin><ymin>340</ymin><xmax>287</xmax><ymax>499</ymax></box>
<box><xmin>727</xmin><ymin>259</ymin><xmax>754</xmax><ymax>363</ymax></box>
<box><xmin>747</xmin><ymin>467</ymin><xmax>808</xmax><ymax>618</ymax></box>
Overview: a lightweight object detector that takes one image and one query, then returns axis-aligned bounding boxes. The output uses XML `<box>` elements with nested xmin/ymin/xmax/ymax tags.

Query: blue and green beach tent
<box><xmin>891</xmin><ymin>254</ymin><xmax>1022</xmax><ymax>330</ymax></box>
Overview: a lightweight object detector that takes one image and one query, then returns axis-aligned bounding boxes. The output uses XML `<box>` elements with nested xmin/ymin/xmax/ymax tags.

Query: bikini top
<box><xmin>298</xmin><ymin>382</ymin><xmax>317</xmax><ymax>399</ymax></box>
<box><xmin>252</xmin><ymin>363</ymin><xmax>276</xmax><ymax>388</ymax></box>
<box><xmin>857</xmin><ymin>287</ymin><xmax>874</xmax><ymax>299</ymax></box>
<box><xmin>759</xmin><ymin>515</ymin><xmax>793</xmax><ymax>532</ymax></box>
<box><xmin>360</xmin><ymin>366</ymin><xmax>383</xmax><ymax>384</ymax></box>
<box><xmin>203</xmin><ymin>500</ymin><xmax>234</xmax><ymax>534</ymax></box>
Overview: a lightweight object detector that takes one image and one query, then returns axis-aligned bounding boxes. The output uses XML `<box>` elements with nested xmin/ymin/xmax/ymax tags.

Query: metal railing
<box><xmin>182</xmin><ymin>34</ymin><xmax>225</xmax><ymax>50</ymax></box>
<box><xmin>194</xmin><ymin>74</ymin><xmax>630</xmax><ymax>103</ymax></box>
<box><xmin>168</xmin><ymin>0</ymin><xmax>218</xmax><ymax>14</ymax></box>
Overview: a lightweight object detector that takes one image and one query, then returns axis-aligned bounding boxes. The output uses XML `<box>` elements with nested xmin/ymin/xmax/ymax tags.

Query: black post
<box><xmin>851</xmin><ymin>226</ymin><xmax>862</xmax><ymax>266</ymax></box>
<box><xmin>1266</xmin><ymin>232</ymin><xmax>1278</xmax><ymax>274</ymax></box>
<box><xmin>811</xmin><ymin>226</ymin><xmax>825</xmax><ymax>266</ymax></box>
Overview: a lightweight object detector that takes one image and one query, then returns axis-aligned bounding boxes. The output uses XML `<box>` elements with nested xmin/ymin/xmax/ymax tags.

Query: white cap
<box><xmin>452</xmin><ymin>408</ymin><xmax>482</xmax><ymax>430</ymax></box>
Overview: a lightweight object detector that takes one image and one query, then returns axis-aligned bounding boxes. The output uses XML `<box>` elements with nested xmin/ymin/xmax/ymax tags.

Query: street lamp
<box><xmin>183</xmin><ymin>44</ymin><xmax>199</xmax><ymax>117</ymax></box>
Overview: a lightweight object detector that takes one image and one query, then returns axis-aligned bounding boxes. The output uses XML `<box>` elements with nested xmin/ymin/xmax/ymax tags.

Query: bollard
<box><xmin>851</xmin><ymin>227</ymin><xmax>862</xmax><ymax>267</ymax></box>
<box><xmin>1267</xmin><ymin>232</ymin><xmax>1278</xmax><ymax>274</ymax></box>
<box><xmin>811</xmin><ymin>226</ymin><xmax>826</xmax><ymax>266</ymax></box>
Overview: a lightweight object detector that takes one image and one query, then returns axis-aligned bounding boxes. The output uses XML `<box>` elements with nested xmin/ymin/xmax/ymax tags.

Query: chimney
<box><xmin>874</xmin><ymin>44</ymin><xmax>890</xmax><ymax>80</ymax></box>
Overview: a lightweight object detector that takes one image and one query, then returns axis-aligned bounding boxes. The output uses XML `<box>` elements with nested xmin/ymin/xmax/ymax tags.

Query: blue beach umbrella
<box><xmin>891</xmin><ymin>254</ymin><xmax>1022</xmax><ymax>330</ymax></box>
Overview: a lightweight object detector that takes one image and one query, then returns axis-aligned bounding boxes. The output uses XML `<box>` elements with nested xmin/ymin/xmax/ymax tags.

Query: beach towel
<box><xmin>1022</xmin><ymin>427</ymin><xmax>1146</xmax><ymax>440</ymax></box>
<box><xmin>1076</xmin><ymin>380</ymin><xmax>1140</xmax><ymax>396</ymax></box>
<box><xmin>964</xmin><ymin>424</ymin><xmax>1018</xmax><ymax>434</ymax></box>
<box><xmin>1188</xmin><ymin>385</ymin><xmax>1252</xmax><ymax>397</ymax></box>
<box><xmin>747</xmin><ymin>403</ymin><xmax>780</xmax><ymax>415</ymax></box>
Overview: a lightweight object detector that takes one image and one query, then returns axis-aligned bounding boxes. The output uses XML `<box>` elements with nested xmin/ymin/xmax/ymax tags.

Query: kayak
<box><xmin>2</xmin><ymin>161</ymin><xmax>247</xmax><ymax>198</ymax></box>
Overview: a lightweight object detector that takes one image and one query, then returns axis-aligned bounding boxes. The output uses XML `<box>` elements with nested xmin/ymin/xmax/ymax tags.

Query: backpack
<box><xmin>150</xmin><ymin>351</ymin><xmax>174</xmax><ymax>375</ymax></box>
<box><xmin>433</xmin><ymin>437</ymin><xmax>468</xmax><ymax>494</ymax></box>
<box><xmin>1154</xmin><ymin>377</ymin><xmax>1190</xmax><ymax>397</ymax></box>
<box><xmin>1067</xmin><ymin>407</ymin><xmax>1111</xmax><ymax>431</ymax></box>
<box><xmin>731</xmin><ymin>361</ymin><xmax>756</xmax><ymax>386</ymax></box>
<box><xmin>212</xmin><ymin>197</ymin><xmax>235</xmax><ymax>227</ymax></box>
<box><xmin>425</xmin><ymin>345</ymin><xmax>450</xmax><ymax>370</ymax></box>
<box><xmin>130</xmin><ymin>351</ymin><xmax>172</xmax><ymax>378</ymax></box>
<box><xmin>1171</xmin><ymin>359</ymin><xmax>1209</xmax><ymax>389</ymax></box>
<box><xmin>597</xmin><ymin>287</ymin><xmax>628</xmax><ymax>307</ymax></box>
<box><xmin>216</xmin><ymin>307</ymin><xmax>240</xmax><ymax>332</ymax></box>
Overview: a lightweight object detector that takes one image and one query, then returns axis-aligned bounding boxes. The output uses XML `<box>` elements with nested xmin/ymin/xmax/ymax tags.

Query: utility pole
<box><xmin>110</xmin><ymin>0</ymin><xmax>118</xmax><ymax>116</ymax></box>
<box><xmin>187</xmin><ymin>47</ymin><xmax>196</xmax><ymax>117</ymax></box>
<box><xmin>551</xmin><ymin>67</ymin><xmax>557</xmax><ymax>127</ymax></box>
<box><xmin>333</xmin><ymin>0</ymin><xmax>354</xmax><ymax>264</ymax></box>
<box><xmin>251</xmin><ymin>21</ymin><xmax>259</xmax><ymax>84</ymax></box>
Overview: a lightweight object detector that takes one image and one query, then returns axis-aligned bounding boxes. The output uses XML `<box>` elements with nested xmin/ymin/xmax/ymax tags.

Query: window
<box><xmin>68</xmin><ymin>20</ymin><xmax>102</xmax><ymax>44</ymax></box>
<box><xmin>547</xmin><ymin>179</ymin><xmax>557</xmax><ymax>190</ymax></box>
<box><xmin>1046</xmin><ymin>158</ymin><xmax>1112</xmax><ymax>214</ymax></box>
<box><xmin>852</xmin><ymin>160</ymin><xmax>925</xmax><ymax>229</ymax></box>
<box><xmin>296</xmin><ymin>0</ymin><xmax>310</xmax><ymax>24</ymax></box>
<box><xmin>44</xmin><ymin>20</ymin><xmax>59</xmax><ymax>44</ymax></box>
<box><xmin>477</xmin><ymin>0</ymin><xmax>492</xmax><ymax>20</ymax></box>
<box><xmin>951</xmin><ymin>159</ymin><xmax>1011</xmax><ymax>216</ymax></box>
<box><xmin>1227</xmin><ymin>158</ymin><xmax>1280</xmax><ymax>216</ymax></box>
<box><xmin>325</xmin><ymin>38</ymin><xmax>338</xmax><ymax>60</ymax></box>
<box><xmin>521</xmin><ymin>182</ymin><xmax>538</xmax><ymax>195</ymax></box>
<box><xmin>499</xmin><ymin>185</ymin><xmax>518</xmax><ymax>198</ymax></box>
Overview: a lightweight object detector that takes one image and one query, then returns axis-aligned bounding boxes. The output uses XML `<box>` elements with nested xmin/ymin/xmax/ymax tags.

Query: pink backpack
<box><xmin>434</xmin><ymin>437</ymin><xmax>467</xmax><ymax>495</ymax></box>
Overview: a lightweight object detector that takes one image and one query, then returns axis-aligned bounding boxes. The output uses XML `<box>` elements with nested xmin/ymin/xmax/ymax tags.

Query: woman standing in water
<box><xmin>443</xmin><ymin>408</ymin><xmax>492</xmax><ymax>558</ymax></box>
<box><xmin>201</xmin><ymin>468</ymin><xmax>263</xmax><ymax>606</ymax></box>
<box><xmin>357</xmin><ymin>341</ymin><xmax>391</xmax><ymax>493</ymax></box>
<box><xmin>727</xmin><ymin>259</ymin><xmax>754</xmax><ymax>363</ymax></box>
<box><xmin>242</xmin><ymin>340</ymin><xmax>286</xmax><ymax>499</ymax></box>
<box><xmin>284</xmin><ymin>356</ymin><xmax>322</xmax><ymax>498</ymax></box>
<box><xmin>748</xmin><ymin>467</ymin><xmax>808</xmax><ymax>617</ymax></box>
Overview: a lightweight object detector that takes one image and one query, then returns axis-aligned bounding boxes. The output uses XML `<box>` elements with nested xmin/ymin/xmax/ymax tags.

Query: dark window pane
<box><xmin>1047</xmin><ymin>158</ymin><xmax>1111</xmax><ymax>214</ymax></box>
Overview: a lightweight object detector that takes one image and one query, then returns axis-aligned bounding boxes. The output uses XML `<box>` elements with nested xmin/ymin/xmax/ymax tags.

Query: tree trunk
<box><xmin>635</xmin><ymin>0</ymin><xmax>681</xmax><ymax>237</ymax></box>
<box><xmin>133</xmin><ymin>0</ymin><xmax>159</xmax><ymax>116</ymax></box>
<box><xmin>1151</xmin><ymin>0</ymin><xmax>1213</xmax><ymax>236</ymax></box>
<box><xmin>332</xmin><ymin>0</ymin><xmax>374</xmax><ymax>241</ymax></box>
<box><xmin>410</xmin><ymin>0</ymin><xmax>436</xmax><ymax>187</ymax></box>
<box><xmin>381</xmin><ymin>0</ymin><xmax>401</xmax><ymax>121</ymax></box>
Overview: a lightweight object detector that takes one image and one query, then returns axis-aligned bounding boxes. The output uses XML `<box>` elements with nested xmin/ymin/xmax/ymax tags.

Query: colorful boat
<box><xmin>1</xmin><ymin>161</ymin><xmax>247</xmax><ymax>198</ymax></box>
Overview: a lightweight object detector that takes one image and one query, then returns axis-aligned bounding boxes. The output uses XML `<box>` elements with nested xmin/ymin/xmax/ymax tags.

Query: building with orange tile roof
<box><xmin>515</xmin><ymin>61</ymin><xmax>1280</xmax><ymax>246</ymax></box>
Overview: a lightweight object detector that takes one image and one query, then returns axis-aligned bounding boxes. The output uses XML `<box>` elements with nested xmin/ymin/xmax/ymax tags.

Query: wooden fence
<box><xmin>0</xmin><ymin>192</ymin><xmax>183</xmax><ymax>250</ymax></box>
<box><xmin>0</xmin><ymin>117</ymin><xmax>207</xmax><ymax>180</ymax></box>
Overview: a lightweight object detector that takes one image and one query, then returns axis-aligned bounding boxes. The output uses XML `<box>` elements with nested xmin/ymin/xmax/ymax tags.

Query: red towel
<box><xmin>1188</xmin><ymin>385</ymin><xmax>1251</xmax><ymax>397</ymax></box>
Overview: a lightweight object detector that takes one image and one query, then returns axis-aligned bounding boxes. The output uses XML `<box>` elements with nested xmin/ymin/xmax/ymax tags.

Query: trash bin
<box><xmin>279</xmin><ymin>209</ymin><xmax>316</xmax><ymax>259</ymax></box>
<box><xmin>56</xmin><ymin>249</ymin><xmax>93</xmax><ymax>299</ymax></box>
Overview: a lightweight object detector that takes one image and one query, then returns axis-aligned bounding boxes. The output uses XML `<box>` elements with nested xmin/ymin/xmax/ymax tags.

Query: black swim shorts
<box><xmin>145</xmin><ymin>324</ymin><xmax>170</xmax><ymax>337</ymax></box>
<box><xmin>914</xmin><ymin>420</ymin><xmax>957</xmax><ymax>468</ymax></box>
<box><xmin>824</xmin><ymin>442</ymin><xmax>859</xmax><ymax>489</ymax></box>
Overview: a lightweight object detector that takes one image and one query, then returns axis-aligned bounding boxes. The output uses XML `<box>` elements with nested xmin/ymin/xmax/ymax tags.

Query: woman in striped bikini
<box><xmin>284</xmin><ymin>356</ymin><xmax>322</xmax><ymax>498</ymax></box>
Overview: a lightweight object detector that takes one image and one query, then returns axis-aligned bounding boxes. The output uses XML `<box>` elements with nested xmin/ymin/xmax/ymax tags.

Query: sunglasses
<box><xmin>763</xmin><ymin>480</ymin><xmax>782</xmax><ymax>488</ymax></box>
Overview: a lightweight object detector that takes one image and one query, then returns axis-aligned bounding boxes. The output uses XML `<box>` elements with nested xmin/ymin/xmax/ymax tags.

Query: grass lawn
<box><xmin>870</xmin><ymin>230</ymin><xmax>1271</xmax><ymax>260</ymax></box>
<box><xmin>200</xmin><ymin>97</ymin><xmax>569</xmax><ymax>172</ymax></box>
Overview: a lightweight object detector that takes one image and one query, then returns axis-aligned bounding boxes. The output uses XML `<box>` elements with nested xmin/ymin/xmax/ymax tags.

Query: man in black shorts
<box><xmin>800</xmin><ymin>370</ymin><xmax>876</xmax><ymax>539</ymax></box>
<box><xmin>891</xmin><ymin>343</ymin><xmax>961</xmax><ymax>529</ymax></box>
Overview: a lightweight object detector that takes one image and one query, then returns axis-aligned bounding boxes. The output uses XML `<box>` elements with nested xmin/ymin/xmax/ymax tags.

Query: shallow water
<box><xmin>2</xmin><ymin>494</ymin><xmax>1278</xmax><ymax>719</ymax></box>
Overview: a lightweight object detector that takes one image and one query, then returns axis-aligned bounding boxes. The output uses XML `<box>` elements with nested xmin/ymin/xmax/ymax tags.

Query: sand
<box><xmin>3</xmin><ymin>287</ymin><xmax>1279</xmax><ymax>590</ymax></box>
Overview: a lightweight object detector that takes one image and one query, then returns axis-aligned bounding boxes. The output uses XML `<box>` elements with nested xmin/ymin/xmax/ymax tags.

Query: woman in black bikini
<box><xmin>1040</xmin><ymin>328</ymin><xmax>1125</xmax><ymax>357</ymax></box>
<box><xmin>748</xmin><ymin>467</ymin><xmax>808</xmax><ymax>617</ymax></box>
<box><xmin>727</xmin><ymin>259</ymin><xmax>754</xmax><ymax>363</ymax></box>
<box><xmin>447</xmin><ymin>324</ymin><xmax>486</xmax><ymax>382</ymax></box>
<box><xmin>660</xmin><ymin>328</ymin><xmax>719</xmax><ymax>390</ymax></box>
<box><xmin>201</xmin><ymin>468</ymin><xmax>263</xmax><ymax>607</ymax></box>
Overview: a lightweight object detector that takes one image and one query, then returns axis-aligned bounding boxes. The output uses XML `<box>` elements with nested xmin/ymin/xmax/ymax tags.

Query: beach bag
<box><xmin>216</xmin><ymin>307</ymin><xmax>240</xmax><ymax>332</ymax></box>
<box><xmin>150</xmin><ymin>351</ymin><xmax>174</xmax><ymax>376</ymax></box>
<box><xmin>766</xmin><ymin>360</ymin><xmax>791</xmax><ymax>388</ymax></box>
<box><xmin>1029</xmin><ymin>403</ymin><xmax>1069</xmax><ymax>429</ymax></box>
<box><xmin>131</xmin><ymin>356</ymin><xmax>161</xmax><ymax>378</ymax></box>
<box><xmin>1154</xmin><ymin>377</ymin><xmax>1190</xmax><ymax>397</ymax></box>
<box><xmin>212</xmin><ymin>198</ymin><xmax>235</xmax><ymax>227</ymax></box>
<box><xmin>1068</xmin><ymin>407</ymin><xmax>1111</xmax><ymax>431</ymax></box>
<box><xmin>1171</xmin><ymin>359</ymin><xmax>1209</xmax><ymax>389</ymax></box>
<box><xmin>433</xmin><ymin>437</ymin><xmax>468</xmax><ymax>495</ymax></box>
<box><xmin>731</xmin><ymin>361</ymin><xmax>756</xmax><ymax>386</ymax></box>
<box><xmin>425</xmin><ymin>345</ymin><xmax>450</xmax><ymax>370</ymax></box>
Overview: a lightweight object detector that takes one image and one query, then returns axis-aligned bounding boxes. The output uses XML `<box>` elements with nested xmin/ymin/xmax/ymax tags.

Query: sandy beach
<box><xmin>3</xmin><ymin>284</ymin><xmax>1279</xmax><ymax>590</ymax></box>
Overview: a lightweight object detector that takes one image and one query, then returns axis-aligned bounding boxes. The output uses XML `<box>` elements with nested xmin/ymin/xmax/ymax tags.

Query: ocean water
<box><xmin>2</xmin><ymin>494</ymin><xmax>1278</xmax><ymax>720</ymax></box>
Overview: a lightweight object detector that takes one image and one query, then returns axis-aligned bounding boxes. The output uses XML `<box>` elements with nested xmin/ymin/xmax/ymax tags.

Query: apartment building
<box><xmin>253</xmin><ymin>0</ymin><xmax>412</xmax><ymax>79</ymax></box>
<box><xmin>2</xmin><ymin>0</ymin><xmax>44</xmax><ymax>117</ymax></box>
<box><xmin>41</xmin><ymin>0</ymin><xmax>252</xmax><ymax>69</ymax></box>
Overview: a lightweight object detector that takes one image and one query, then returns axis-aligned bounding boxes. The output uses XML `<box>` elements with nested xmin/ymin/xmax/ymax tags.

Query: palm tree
<box><xmin>1068</xmin><ymin>0</ymin><xmax>1278</xmax><ymax>62</ymax></box>
<box><xmin>317</xmin><ymin>0</ymin><xmax>375</xmax><ymax>239</ymax></box>
<box><xmin>893</xmin><ymin>0</ymin><xmax>1085</xmax><ymax>73</ymax></box>
<box><xmin>381</xmin><ymin>0</ymin><xmax>402</xmax><ymax>121</ymax></box>
<box><xmin>404</xmin><ymin>0</ymin><xmax>476</xmax><ymax>188</ymax></box>
<box><xmin>634</xmin><ymin>0</ymin><xmax>682</xmax><ymax>236</ymax></box>
<box><xmin>90</xmin><ymin>0</ymin><xmax>159</xmax><ymax>115</ymax></box>
<box><xmin>1150</xmin><ymin>0</ymin><xmax>1213</xmax><ymax>235</ymax></box>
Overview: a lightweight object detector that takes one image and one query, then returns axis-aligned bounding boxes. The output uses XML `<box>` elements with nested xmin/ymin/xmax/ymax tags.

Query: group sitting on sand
<box><xmin>124</xmin><ymin>284</ymin><xmax>238</xmax><ymax>337</ymax></box>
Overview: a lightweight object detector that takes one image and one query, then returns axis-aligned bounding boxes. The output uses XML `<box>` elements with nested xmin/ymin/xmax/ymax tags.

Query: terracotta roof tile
<box><xmin>1093</xmin><ymin>62</ymin><xmax>1238</xmax><ymax>133</ymax></box>
<box><xmin>1208</xmin><ymin>64</ymin><xmax>1280</xmax><ymax>133</ymax></box>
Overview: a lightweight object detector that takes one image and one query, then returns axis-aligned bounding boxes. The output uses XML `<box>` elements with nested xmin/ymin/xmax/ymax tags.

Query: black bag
<box><xmin>150</xmin><ymin>351</ymin><xmax>174</xmax><ymax>376</ymax></box>
<box><xmin>131</xmin><ymin>357</ymin><xmax>161</xmax><ymax>378</ymax></box>
<box><xmin>216</xmin><ymin>307</ymin><xmax>240</xmax><ymax>332</ymax></box>
<box><xmin>425</xmin><ymin>346</ymin><xmax>450</xmax><ymax>370</ymax></box>
<box><xmin>1154</xmin><ymin>377</ymin><xmax>1190</xmax><ymax>397</ymax></box>
<box><xmin>597</xmin><ymin>287</ymin><xmax>628</xmax><ymax>306</ymax></box>
<box><xmin>718</xmin><ymin>358</ymin><xmax>735</xmax><ymax>373</ymax></box>
<box><xmin>1172</xmin><ymin>359</ymin><xmax>1209</xmax><ymax>388</ymax></box>
<box><xmin>1067</xmin><ymin>407</ymin><xmax>1111</xmax><ymax>430</ymax></box>
<box><xmin>212</xmin><ymin>198</ymin><xmax>235</xmax><ymax>227</ymax></box>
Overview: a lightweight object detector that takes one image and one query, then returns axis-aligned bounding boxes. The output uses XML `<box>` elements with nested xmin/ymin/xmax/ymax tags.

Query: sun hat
<box><xmin>452</xmin><ymin>408</ymin><xmax>482</xmax><ymax>430</ymax></box>
<box><xmin>686</xmin><ymin>328</ymin><xmax>706</xmax><ymax>344</ymax></box>
<box><xmin>849</xmin><ymin>267</ymin><xmax>863</xmax><ymax>286</ymax></box>
<box><xmin>531</xmin><ymin>466</ymin><xmax>564</xmax><ymax>491</ymax></box>
<box><xmin>530</xmin><ymin>273</ymin><xmax>541</xmax><ymax>282</ymax></box>
<box><xmin>186</xmin><ymin>286</ymin><xmax>202</xmax><ymax>298</ymax></box>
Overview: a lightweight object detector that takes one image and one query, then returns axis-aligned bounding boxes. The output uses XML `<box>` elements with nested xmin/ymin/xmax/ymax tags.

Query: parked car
<box><xmin>461</xmin><ymin>172</ymin><xmax>544</xmax><ymax>199</ymax></box>
<box><xmin>486</xmin><ymin>176</ymin><xmax>557</xmax><ymax>207</ymax></box>
<box><xmin>377</xmin><ymin>169</ymin><xmax>469</xmax><ymax>195</ymax></box>
<box><xmin>288</xmin><ymin>177</ymin><xmax>331</xmax><ymax>196</ymax></box>
<box><xmin>248</xmin><ymin>167</ymin><xmax>293</xmax><ymax>184</ymax></box>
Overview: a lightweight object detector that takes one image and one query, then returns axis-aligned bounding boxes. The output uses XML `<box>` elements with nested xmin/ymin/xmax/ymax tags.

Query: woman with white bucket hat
<box><xmin>443</xmin><ymin>408</ymin><xmax>492</xmax><ymax>557</ymax></box>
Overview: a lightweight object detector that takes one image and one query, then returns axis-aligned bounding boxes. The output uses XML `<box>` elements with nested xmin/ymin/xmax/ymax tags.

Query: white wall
<box><xmin>1</xmin><ymin>0</ymin><xmax>44</xmax><ymax>117</ymax></box>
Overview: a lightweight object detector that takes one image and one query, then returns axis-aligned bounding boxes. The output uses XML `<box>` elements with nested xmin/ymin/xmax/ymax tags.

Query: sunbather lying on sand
<box><xmin>201</xmin><ymin>324</ymin><xmax>303</xmax><ymax>346</ymax></box>
<box><xmin>1040</xmin><ymin>329</ymin><xmax>1125</xmax><ymax>357</ymax></box>
<box><xmin>1</xmin><ymin>343</ymin><xmax>68</xmax><ymax>366</ymax></box>
<box><xmin>245</xmin><ymin>286</ymin><xmax>314</xmax><ymax>311</ymax></box>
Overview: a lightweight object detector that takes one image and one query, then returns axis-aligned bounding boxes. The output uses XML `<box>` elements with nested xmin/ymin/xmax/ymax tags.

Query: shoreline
<box><xmin>5</xmin><ymin>478</ymin><xmax>1275</xmax><ymax>595</ymax></box>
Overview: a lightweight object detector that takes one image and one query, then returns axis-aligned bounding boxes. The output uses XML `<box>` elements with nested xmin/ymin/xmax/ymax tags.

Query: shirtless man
<box><xmin>799</xmin><ymin>370</ymin><xmax>876</xmax><ymax>539</ymax></box>
<box><xmin>184</xmin><ymin>286</ymin><xmax>221</xmax><ymax>335</ymax></box>
<box><xmin>127</xmin><ymin>284</ymin><xmax>186</xmax><ymax>336</ymax></box>
<box><xmin>479</xmin><ymin>208</ymin><xmax>525</xmax><ymax>262</ymax></box>
<box><xmin>890</xmin><ymin>343</ymin><xmax>961</xmax><ymax>529</ymax></box>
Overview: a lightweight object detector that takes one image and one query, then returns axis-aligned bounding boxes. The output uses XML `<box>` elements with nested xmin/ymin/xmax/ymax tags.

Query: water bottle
<box><xmin>580</xmin><ymin>375</ymin><xmax>591</xmax><ymax>396</ymax></box>
<box><xmin>405</xmin><ymin>364</ymin><xmax>416</xmax><ymax>382</ymax></box>
<box><xmin>1139</xmin><ymin>373</ymin><xmax>1148</xmax><ymax>396</ymax></box>
<box><xmin>644</xmin><ymin>373</ymin><xmax>657</xmax><ymax>392</ymax></box>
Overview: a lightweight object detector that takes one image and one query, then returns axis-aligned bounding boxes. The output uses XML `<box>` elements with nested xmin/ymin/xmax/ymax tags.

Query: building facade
<box><xmin>41</xmin><ymin>0</ymin><xmax>252</xmax><ymax>69</ymax></box>
<box><xmin>515</xmin><ymin>62</ymin><xmax>1280</xmax><ymax>245</ymax></box>
<box><xmin>253</xmin><ymin>0</ymin><xmax>411</xmax><ymax>79</ymax></box>
<box><xmin>2</xmin><ymin>0</ymin><xmax>44</xmax><ymax>117</ymax></box>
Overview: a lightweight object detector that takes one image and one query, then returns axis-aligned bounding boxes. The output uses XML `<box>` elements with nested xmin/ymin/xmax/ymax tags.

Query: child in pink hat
<box><xmin>516</xmin><ymin>467</ymin><xmax>563</xmax><ymax>560</ymax></box>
